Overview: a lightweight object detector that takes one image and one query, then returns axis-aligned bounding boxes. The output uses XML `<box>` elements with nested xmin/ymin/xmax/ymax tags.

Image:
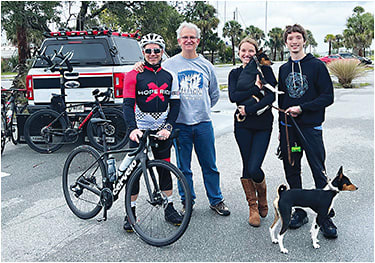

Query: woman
<box><xmin>228</xmin><ymin>37</ymin><xmax>277</xmax><ymax>227</ymax></box>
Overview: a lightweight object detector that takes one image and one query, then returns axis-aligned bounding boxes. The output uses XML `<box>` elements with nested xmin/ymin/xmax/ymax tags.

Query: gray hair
<box><xmin>176</xmin><ymin>21</ymin><xmax>201</xmax><ymax>39</ymax></box>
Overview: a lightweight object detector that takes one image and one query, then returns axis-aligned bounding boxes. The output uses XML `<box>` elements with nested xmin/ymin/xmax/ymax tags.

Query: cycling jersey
<box><xmin>123</xmin><ymin>65</ymin><xmax>180</xmax><ymax>132</ymax></box>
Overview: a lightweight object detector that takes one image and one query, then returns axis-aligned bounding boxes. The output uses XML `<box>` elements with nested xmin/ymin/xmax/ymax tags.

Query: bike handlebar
<box><xmin>38</xmin><ymin>49</ymin><xmax>73</xmax><ymax>73</ymax></box>
<box><xmin>127</xmin><ymin>129</ymin><xmax>180</xmax><ymax>157</ymax></box>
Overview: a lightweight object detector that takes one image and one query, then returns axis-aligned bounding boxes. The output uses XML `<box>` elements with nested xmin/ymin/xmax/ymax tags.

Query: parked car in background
<box><xmin>318</xmin><ymin>54</ymin><xmax>342</xmax><ymax>64</ymax></box>
<box><xmin>339</xmin><ymin>52</ymin><xmax>372</xmax><ymax>65</ymax></box>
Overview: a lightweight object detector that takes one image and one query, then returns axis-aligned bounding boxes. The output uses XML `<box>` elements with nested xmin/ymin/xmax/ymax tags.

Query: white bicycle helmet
<box><xmin>140</xmin><ymin>33</ymin><xmax>165</xmax><ymax>50</ymax></box>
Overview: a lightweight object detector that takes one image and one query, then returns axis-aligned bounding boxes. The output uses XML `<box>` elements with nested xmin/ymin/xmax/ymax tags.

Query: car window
<box><xmin>112</xmin><ymin>37</ymin><xmax>144</xmax><ymax>65</ymax></box>
<box><xmin>34</xmin><ymin>39</ymin><xmax>113</xmax><ymax>67</ymax></box>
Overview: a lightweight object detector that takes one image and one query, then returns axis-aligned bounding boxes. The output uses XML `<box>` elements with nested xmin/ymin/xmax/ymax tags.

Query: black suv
<box><xmin>26</xmin><ymin>29</ymin><xmax>144</xmax><ymax>113</ymax></box>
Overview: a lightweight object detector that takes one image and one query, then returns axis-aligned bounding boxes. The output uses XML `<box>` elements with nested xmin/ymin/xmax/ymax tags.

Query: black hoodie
<box><xmin>278</xmin><ymin>53</ymin><xmax>334</xmax><ymax>127</ymax></box>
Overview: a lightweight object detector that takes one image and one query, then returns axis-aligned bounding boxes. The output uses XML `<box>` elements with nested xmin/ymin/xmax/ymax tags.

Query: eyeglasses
<box><xmin>180</xmin><ymin>36</ymin><xmax>197</xmax><ymax>40</ymax></box>
<box><xmin>144</xmin><ymin>48</ymin><xmax>161</xmax><ymax>54</ymax></box>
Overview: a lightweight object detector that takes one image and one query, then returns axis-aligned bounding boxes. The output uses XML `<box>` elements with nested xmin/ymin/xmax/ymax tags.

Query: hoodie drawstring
<box><xmin>291</xmin><ymin>61</ymin><xmax>304</xmax><ymax>89</ymax></box>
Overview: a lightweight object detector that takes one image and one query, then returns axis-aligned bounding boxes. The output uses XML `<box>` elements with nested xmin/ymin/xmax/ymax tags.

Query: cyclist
<box><xmin>122</xmin><ymin>33</ymin><xmax>182</xmax><ymax>232</ymax></box>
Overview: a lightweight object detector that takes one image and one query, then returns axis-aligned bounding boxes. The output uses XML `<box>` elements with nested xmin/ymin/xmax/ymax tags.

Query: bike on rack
<box><xmin>23</xmin><ymin>49</ymin><xmax>128</xmax><ymax>153</ymax></box>
<box><xmin>62</xmin><ymin>128</ymin><xmax>192</xmax><ymax>247</ymax></box>
<box><xmin>1</xmin><ymin>88</ymin><xmax>27</xmax><ymax>154</ymax></box>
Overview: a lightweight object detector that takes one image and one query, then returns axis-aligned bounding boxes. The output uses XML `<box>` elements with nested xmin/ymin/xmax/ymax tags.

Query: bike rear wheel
<box><xmin>1</xmin><ymin>114</ymin><xmax>6</xmax><ymax>154</ymax></box>
<box><xmin>24</xmin><ymin>109</ymin><xmax>67</xmax><ymax>153</ymax></box>
<box><xmin>62</xmin><ymin>145</ymin><xmax>105</xmax><ymax>219</ymax></box>
<box><xmin>125</xmin><ymin>160</ymin><xmax>192</xmax><ymax>247</ymax></box>
<box><xmin>87</xmin><ymin>108</ymin><xmax>128</xmax><ymax>151</ymax></box>
<box><xmin>10</xmin><ymin>112</ymin><xmax>18</xmax><ymax>145</ymax></box>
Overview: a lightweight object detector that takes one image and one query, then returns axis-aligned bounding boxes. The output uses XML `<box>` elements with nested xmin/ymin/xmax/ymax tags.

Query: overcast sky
<box><xmin>210</xmin><ymin>0</ymin><xmax>374</xmax><ymax>55</ymax></box>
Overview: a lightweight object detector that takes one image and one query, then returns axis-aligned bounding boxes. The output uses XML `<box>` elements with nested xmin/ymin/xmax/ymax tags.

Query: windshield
<box><xmin>34</xmin><ymin>39</ymin><xmax>114</xmax><ymax>67</ymax></box>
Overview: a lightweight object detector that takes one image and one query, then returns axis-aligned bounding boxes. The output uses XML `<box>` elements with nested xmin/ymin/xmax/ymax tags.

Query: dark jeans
<box><xmin>234</xmin><ymin>127</ymin><xmax>272</xmax><ymax>183</ymax></box>
<box><xmin>279</xmin><ymin>123</ymin><xmax>327</xmax><ymax>189</ymax></box>
<box><xmin>129</xmin><ymin>135</ymin><xmax>172</xmax><ymax>195</ymax></box>
<box><xmin>174</xmin><ymin>121</ymin><xmax>223</xmax><ymax>206</ymax></box>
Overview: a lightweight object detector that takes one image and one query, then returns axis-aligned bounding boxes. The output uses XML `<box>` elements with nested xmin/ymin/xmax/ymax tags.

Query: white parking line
<box><xmin>1</xmin><ymin>172</ymin><xmax>11</xmax><ymax>178</ymax></box>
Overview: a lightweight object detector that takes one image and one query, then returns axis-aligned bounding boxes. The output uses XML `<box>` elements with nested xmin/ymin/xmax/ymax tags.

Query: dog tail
<box><xmin>277</xmin><ymin>184</ymin><xmax>288</xmax><ymax>196</ymax></box>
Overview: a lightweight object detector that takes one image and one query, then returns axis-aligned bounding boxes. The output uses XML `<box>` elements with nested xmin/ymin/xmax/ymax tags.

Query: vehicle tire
<box><xmin>125</xmin><ymin>160</ymin><xmax>192</xmax><ymax>247</ymax></box>
<box><xmin>62</xmin><ymin>145</ymin><xmax>105</xmax><ymax>219</ymax></box>
<box><xmin>87</xmin><ymin>107</ymin><xmax>128</xmax><ymax>151</ymax></box>
<box><xmin>1</xmin><ymin>114</ymin><xmax>6</xmax><ymax>154</ymax></box>
<box><xmin>24</xmin><ymin>109</ymin><xmax>67</xmax><ymax>153</ymax></box>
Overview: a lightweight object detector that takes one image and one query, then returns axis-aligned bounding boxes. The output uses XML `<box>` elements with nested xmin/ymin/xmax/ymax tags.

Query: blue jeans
<box><xmin>174</xmin><ymin>121</ymin><xmax>223</xmax><ymax>206</ymax></box>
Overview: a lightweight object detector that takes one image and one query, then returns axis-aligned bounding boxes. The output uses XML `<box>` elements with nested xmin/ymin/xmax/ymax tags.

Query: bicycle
<box><xmin>1</xmin><ymin>88</ymin><xmax>27</xmax><ymax>154</ymax></box>
<box><xmin>23</xmin><ymin>48</ymin><xmax>128</xmax><ymax>153</ymax></box>
<box><xmin>62</xmin><ymin>128</ymin><xmax>192</xmax><ymax>247</ymax></box>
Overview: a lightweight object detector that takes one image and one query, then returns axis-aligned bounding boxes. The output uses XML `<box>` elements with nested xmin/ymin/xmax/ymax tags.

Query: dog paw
<box><xmin>280</xmin><ymin>248</ymin><xmax>288</xmax><ymax>254</ymax></box>
<box><xmin>272</xmin><ymin>239</ymin><xmax>278</xmax><ymax>244</ymax></box>
<box><xmin>313</xmin><ymin>243</ymin><xmax>320</xmax><ymax>249</ymax></box>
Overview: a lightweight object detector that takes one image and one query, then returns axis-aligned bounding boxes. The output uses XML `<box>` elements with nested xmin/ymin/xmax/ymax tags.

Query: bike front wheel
<box><xmin>125</xmin><ymin>160</ymin><xmax>192</xmax><ymax>247</ymax></box>
<box><xmin>10</xmin><ymin>111</ymin><xmax>18</xmax><ymax>145</ymax></box>
<box><xmin>62</xmin><ymin>145</ymin><xmax>105</xmax><ymax>219</ymax></box>
<box><xmin>87</xmin><ymin>108</ymin><xmax>128</xmax><ymax>151</ymax></box>
<box><xmin>24</xmin><ymin>109</ymin><xmax>67</xmax><ymax>153</ymax></box>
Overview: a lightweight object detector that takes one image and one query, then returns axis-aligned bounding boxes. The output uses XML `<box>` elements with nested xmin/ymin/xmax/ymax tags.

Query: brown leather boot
<box><xmin>240</xmin><ymin>178</ymin><xmax>260</xmax><ymax>227</ymax></box>
<box><xmin>255</xmin><ymin>178</ymin><xmax>268</xmax><ymax>218</ymax></box>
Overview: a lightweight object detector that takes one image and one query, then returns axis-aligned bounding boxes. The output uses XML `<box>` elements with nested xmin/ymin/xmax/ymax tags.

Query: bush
<box><xmin>327</xmin><ymin>59</ymin><xmax>366</xmax><ymax>88</ymax></box>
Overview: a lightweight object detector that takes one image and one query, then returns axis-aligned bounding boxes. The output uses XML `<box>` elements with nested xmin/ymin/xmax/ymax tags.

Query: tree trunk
<box><xmin>76</xmin><ymin>2</ymin><xmax>89</xmax><ymax>30</ymax></box>
<box><xmin>211</xmin><ymin>50</ymin><xmax>214</xmax><ymax>64</ymax></box>
<box><xmin>200</xmin><ymin>29</ymin><xmax>206</xmax><ymax>55</ymax></box>
<box><xmin>232</xmin><ymin>37</ymin><xmax>236</xmax><ymax>65</ymax></box>
<box><xmin>17</xmin><ymin>25</ymin><xmax>28</xmax><ymax>65</ymax></box>
<box><xmin>328</xmin><ymin>41</ymin><xmax>331</xmax><ymax>55</ymax></box>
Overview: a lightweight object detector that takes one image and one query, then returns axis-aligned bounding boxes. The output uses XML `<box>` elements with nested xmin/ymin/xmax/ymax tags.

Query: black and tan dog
<box><xmin>269</xmin><ymin>166</ymin><xmax>357</xmax><ymax>254</ymax></box>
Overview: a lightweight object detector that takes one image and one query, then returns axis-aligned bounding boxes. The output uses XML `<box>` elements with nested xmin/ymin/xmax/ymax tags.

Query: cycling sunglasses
<box><xmin>144</xmin><ymin>48</ymin><xmax>161</xmax><ymax>54</ymax></box>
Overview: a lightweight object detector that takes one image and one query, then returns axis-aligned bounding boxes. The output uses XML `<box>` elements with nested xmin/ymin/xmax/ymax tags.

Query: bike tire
<box><xmin>10</xmin><ymin>112</ymin><xmax>18</xmax><ymax>145</ymax></box>
<box><xmin>62</xmin><ymin>145</ymin><xmax>105</xmax><ymax>219</ymax></box>
<box><xmin>24</xmin><ymin>109</ymin><xmax>67</xmax><ymax>153</ymax></box>
<box><xmin>125</xmin><ymin>160</ymin><xmax>192</xmax><ymax>247</ymax></box>
<box><xmin>1</xmin><ymin>114</ymin><xmax>6</xmax><ymax>154</ymax></box>
<box><xmin>87</xmin><ymin>108</ymin><xmax>128</xmax><ymax>152</ymax></box>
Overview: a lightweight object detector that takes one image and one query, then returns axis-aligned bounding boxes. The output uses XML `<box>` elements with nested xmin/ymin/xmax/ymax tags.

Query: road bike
<box><xmin>23</xmin><ymin>48</ymin><xmax>128</xmax><ymax>153</ymax></box>
<box><xmin>62</xmin><ymin>128</ymin><xmax>192</xmax><ymax>246</ymax></box>
<box><xmin>1</xmin><ymin>88</ymin><xmax>27</xmax><ymax>154</ymax></box>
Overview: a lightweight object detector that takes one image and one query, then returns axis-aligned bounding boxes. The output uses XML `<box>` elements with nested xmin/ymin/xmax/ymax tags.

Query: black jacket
<box><xmin>228</xmin><ymin>60</ymin><xmax>277</xmax><ymax>130</ymax></box>
<box><xmin>278</xmin><ymin>53</ymin><xmax>334</xmax><ymax>127</ymax></box>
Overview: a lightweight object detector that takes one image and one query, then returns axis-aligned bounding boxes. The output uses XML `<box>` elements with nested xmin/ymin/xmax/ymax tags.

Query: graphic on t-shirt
<box><xmin>145</xmin><ymin>82</ymin><xmax>168</xmax><ymax>102</ymax></box>
<box><xmin>178</xmin><ymin>70</ymin><xmax>203</xmax><ymax>98</ymax></box>
<box><xmin>285</xmin><ymin>72</ymin><xmax>308</xmax><ymax>98</ymax></box>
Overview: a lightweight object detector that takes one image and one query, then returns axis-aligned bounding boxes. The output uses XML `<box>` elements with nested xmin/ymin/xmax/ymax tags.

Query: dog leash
<box><xmin>271</xmin><ymin>105</ymin><xmax>294</xmax><ymax>166</ymax></box>
<box><xmin>271</xmin><ymin>105</ymin><xmax>328</xmax><ymax>177</ymax></box>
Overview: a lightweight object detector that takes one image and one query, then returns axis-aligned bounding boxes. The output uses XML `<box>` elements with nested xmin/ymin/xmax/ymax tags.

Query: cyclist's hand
<box><xmin>130</xmin><ymin>129</ymin><xmax>143</xmax><ymax>143</ymax></box>
<box><xmin>238</xmin><ymin>105</ymin><xmax>247</xmax><ymax>116</ymax></box>
<box><xmin>134</xmin><ymin>61</ymin><xmax>144</xmax><ymax>72</ymax></box>
<box><xmin>156</xmin><ymin>129</ymin><xmax>170</xmax><ymax>140</ymax></box>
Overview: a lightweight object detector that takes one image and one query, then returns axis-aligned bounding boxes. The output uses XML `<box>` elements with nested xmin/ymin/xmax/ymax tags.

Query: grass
<box><xmin>328</xmin><ymin>59</ymin><xmax>366</xmax><ymax>88</ymax></box>
<box><xmin>219</xmin><ymin>84</ymin><xmax>228</xmax><ymax>90</ymax></box>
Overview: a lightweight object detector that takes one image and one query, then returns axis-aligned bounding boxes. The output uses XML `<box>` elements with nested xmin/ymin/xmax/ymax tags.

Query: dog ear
<box><xmin>338</xmin><ymin>166</ymin><xmax>343</xmax><ymax>179</ymax></box>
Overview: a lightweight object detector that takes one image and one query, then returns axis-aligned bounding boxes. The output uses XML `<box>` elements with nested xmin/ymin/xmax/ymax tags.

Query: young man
<box><xmin>122</xmin><ymin>33</ymin><xmax>182</xmax><ymax>231</ymax></box>
<box><xmin>278</xmin><ymin>24</ymin><xmax>335</xmax><ymax>238</ymax></box>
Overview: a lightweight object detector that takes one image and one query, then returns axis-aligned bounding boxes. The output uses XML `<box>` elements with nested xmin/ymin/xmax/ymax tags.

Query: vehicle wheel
<box><xmin>24</xmin><ymin>109</ymin><xmax>67</xmax><ymax>153</ymax></box>
<box><xmin>125</xmin><ymin>160</ymin><xmax>192</xmax><ymax>247</ymax></box>
<box><xmin>87</xmin><ymin>107</ymin><xmax>128</xmax><ymax>151</ymax></box>
<box><xmin>1</xmin><ymin>114</ymin><xmax>6</xmax><ymax>154</ymax></box>
<box><xmin>62</xmin><ymin>145</ymin><xmax>104</xmax><ymax>219</ymax></box>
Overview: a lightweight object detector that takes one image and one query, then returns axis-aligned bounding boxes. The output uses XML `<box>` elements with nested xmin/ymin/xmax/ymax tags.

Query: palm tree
<box><xmin>324</xmin><ymin>34</ymin><xmax>336</xmax><ymax>55</ymax></box>
<box><xmin>267</xmin><ymin>27</ymin><xmax>283</xmax><ymax>61</ymax></box>
<box><xmin>305</xmin><ymin>30</ymin><xmax>317</xmax><ymax>53</ymax></box>
<box><xmin>223</xmin><ymin>20</ymin><xmax>243</xmax><ymax>65</ymax></box>
<box><xmin>244</xmin><ymin>25</ymin><xmax>265</xmax><ymax>46</ymax></box>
